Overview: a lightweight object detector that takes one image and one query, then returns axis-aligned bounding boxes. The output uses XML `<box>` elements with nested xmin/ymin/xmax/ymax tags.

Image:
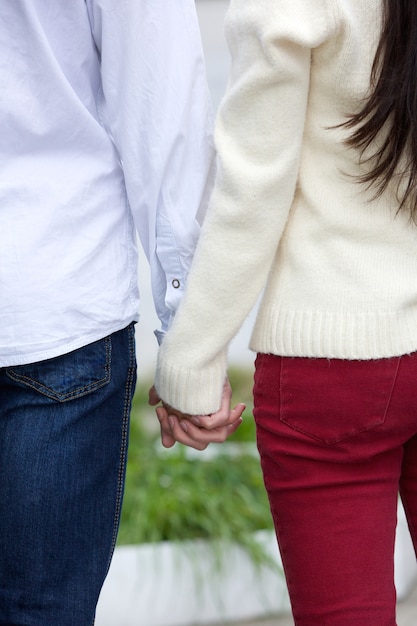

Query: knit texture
<box><xmin>155</xmin><ymin>0</ymin><xmax>417</xmax><ymax>414</ymax></box>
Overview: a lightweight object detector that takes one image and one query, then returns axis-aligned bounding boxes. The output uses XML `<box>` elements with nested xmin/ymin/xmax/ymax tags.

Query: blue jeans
<box><xmin>0</xmin><ymin>324</ymin><xmax>137</xmax><ymax>626</ymax></box>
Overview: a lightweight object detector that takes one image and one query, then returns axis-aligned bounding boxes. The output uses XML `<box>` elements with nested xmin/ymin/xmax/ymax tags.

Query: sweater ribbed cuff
<box><xmin>155</xmin><ymin>355</ymin><xmax>227</xmax><ymax>415</ymax></box>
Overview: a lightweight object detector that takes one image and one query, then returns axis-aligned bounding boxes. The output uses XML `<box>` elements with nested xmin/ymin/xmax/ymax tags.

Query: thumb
<box><xmin>148</xmin><ymin>385</ymin><xmax>161</xmax><ymax>406</ymax></box>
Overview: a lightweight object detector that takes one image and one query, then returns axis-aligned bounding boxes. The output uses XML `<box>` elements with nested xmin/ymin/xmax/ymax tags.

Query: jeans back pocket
<box><xmin>6</xmin><ymin>336</ymin><xmax>111</xmax><ymax>402</ymax></box>
<box><xmin>279</xmin><ymin>356</ymin><xmax>401</xmax><ymax>445</ymax></box>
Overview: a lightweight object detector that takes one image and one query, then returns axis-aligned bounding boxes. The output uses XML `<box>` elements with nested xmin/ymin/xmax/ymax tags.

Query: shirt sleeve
<box><xmin>85</xmin><ymin>0</ymin><xmax>215</xmax><ymax>336</ymax></box>
<box><xmin>154</xmin><ymin>0</ymin><xmax>333</xmax><ymax>414</ymax></box>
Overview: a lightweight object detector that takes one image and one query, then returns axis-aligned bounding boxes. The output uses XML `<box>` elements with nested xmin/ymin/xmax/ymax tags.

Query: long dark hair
<box><xmin>344</xmin><ymin>0</ymin><xmax>417</xmax><ymax>217</ymax></box>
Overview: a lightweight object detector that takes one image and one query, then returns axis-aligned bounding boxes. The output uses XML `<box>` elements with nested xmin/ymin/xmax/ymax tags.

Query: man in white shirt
<box><xmin>0</xmin><ymin>1</ymin><xmax>214</xmax><ymax>624</ymax></box>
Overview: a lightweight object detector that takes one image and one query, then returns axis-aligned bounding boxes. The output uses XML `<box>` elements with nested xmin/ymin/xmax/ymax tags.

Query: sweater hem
<box><xmin>249</xmin><ymin>306</ymin><xmax>417</xmax><ymax>360</ymax></box>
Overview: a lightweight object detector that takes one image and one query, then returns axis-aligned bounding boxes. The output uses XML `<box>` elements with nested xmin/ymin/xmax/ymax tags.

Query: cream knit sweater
<box><xmin>155</xmin><ymin>0</ymin><xmax>417</xmax><ymax>415</ymax></box>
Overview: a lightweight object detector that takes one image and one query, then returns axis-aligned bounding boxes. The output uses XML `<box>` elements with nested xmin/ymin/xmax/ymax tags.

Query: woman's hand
<box><xmin>148</xmin><ymin>380</ymin><xmax>245</xmax><ymax>450</ymax></box>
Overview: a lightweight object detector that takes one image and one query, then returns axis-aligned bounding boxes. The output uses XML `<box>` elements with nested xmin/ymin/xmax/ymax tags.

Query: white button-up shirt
<box><xmin>0</xmin><ymin>0</ymin><xmax>214</xmax><ymax>366</ymax></box>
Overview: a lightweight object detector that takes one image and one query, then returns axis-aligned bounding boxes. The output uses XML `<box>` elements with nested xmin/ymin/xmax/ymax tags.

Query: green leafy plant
<box><xmin>117</xmin><ymin>369</ymin><xmax>275</xmax><ymax>568</ymax></box>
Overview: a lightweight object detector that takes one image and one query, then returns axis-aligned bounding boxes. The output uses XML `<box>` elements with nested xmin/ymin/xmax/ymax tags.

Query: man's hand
<box><xmin>148</xmin><ymin>381</ymin><xmax>245</xmax><ymax>450</ymax></box>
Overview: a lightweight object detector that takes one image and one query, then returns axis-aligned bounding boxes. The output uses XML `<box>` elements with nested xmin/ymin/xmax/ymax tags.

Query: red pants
<box><xmin>253</xmin><ymin>353</ymin><xmax>417</xmax><ymax>625</ymax></box>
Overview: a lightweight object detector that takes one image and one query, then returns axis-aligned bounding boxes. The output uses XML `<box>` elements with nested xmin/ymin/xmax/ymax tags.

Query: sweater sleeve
<box><xmin>155</xmin><ymin>0</ymin><xmax>334</xmax><ymax>414</ymax></box>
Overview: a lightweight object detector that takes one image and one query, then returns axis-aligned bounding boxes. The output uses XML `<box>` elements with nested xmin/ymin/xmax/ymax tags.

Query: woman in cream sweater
<box><xmin>154</xmin><ymin>1</ymin><xmax>417</xmax><ymax>622</ymax></box>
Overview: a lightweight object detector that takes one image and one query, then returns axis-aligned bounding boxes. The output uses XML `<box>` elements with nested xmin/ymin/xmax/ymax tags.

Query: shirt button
<box><xmin>172</xmin><ymin>279</ymin><xmax>181</xmax><ymax>289</ymax></box>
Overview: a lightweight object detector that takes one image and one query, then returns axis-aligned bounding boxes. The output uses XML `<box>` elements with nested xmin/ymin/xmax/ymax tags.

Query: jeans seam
<box><xmin>382</xmin><ymin>356</ymin><xmax>401</xmax><ymax>421</ymax></box>
<box><xmin>90</xmin><ymin>326</ymin><xmax>135</xmax><ymax>626</ymax></box>
<box><xmin>105</xmin><ymin>324</ymin><xmax>136</xmax><ymax>574</ymax></box>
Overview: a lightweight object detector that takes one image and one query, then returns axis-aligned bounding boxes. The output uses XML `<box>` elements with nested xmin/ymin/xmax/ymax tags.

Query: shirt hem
<box><xmin>0</xmin><ymin>317</ymin><xmax>139</xmax><ymax>368</ymax></box>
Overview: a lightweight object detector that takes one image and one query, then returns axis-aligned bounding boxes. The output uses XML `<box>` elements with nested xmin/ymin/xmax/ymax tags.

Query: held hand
<box><xmin>148</xmin><ymin>385</ymin><xmax>161</xmax><ymax>407</ymax></box>
<box><xmin>149</xmin><ymin>385</ymin><xmax>192</xmax><ymax>447</ymax></box>
<box><xmin>153</xmin><ymin>380</ymin><xmax>245</xmax><ymax>450</ymax></box>
<box><xmin>149</xmin><ymin>385</ymin><xmax>175</xmax><ymax>448</ymax></box>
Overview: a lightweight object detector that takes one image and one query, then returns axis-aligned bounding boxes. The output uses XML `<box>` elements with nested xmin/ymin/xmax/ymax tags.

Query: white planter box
<box><xmin>96</xmin><ymin>530</ymin><xmax>289</xmax><ymax>626</ymax></box>
<box><xmin>96</xmin><ymin>502</ymin><xmax>416</xmax><ymax>626</ymax></box>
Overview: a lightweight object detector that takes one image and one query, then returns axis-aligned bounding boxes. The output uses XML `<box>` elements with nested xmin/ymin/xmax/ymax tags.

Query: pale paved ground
<box><xmin>229</xmin><ymin>582</ymin><xmax>417</xmax><ymax>626</ymax></box>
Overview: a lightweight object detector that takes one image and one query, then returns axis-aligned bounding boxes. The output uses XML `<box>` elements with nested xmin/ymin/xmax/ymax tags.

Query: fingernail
<box><xmin>191</xmin><ymin>416</ymin><xmax>201</xmax><ymax>426</ymax></box>
<box><xmin>180</xmin><ymin>420</ymin><xmax>189</xmax><ymax>432</ymax></box>
<box><xmin>168</xmin><ymin>416</ymin><xmax>175</xmax><ymax>429</ymax></box>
